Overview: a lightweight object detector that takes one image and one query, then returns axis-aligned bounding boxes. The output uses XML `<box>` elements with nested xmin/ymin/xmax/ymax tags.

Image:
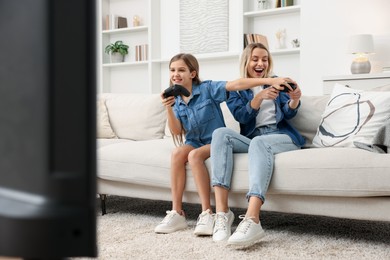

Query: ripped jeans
<box><xmin>211</xmin><ymin>126</ymin><xmax>299</xmax><ymax>202</ymax></box>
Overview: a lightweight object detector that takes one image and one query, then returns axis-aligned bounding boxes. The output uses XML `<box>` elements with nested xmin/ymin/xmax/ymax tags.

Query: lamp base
<box><xmin>351</xmin><ymin>60</ymin><xmax>371</xmax><ymax>74</ymax></box>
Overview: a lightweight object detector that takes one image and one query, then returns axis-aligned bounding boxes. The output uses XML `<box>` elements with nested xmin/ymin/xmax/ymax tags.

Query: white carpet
<box><xmin>78</xmin><ymin>196</ymin><xmax>390</xmax><ymax>260</ymax></box>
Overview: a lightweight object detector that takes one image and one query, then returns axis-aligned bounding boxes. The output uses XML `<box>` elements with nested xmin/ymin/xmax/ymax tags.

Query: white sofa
<box><xmin>96</xmin><ymin>87</ymin><xmax>390</xmax><ymax>222</ymax></box>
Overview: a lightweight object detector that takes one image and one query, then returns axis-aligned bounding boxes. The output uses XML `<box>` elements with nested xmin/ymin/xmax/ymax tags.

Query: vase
<box><xmin>110</xmin><ymin>53</ymin><xmax>124</xmax><ymax>63</ymax></box>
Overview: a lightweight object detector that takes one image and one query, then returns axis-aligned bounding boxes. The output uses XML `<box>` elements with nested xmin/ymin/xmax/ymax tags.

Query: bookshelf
<box><xmin>98</xmin><ymin>0</ymin><xmax>160</xmax><ymax>93</ymax></box>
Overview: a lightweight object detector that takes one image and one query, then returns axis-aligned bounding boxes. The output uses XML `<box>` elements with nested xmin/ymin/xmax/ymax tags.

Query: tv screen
<box><xmin>0</xmin><ymin>0</ymin><xmax>97</xmax><ymax>258</ymax></box>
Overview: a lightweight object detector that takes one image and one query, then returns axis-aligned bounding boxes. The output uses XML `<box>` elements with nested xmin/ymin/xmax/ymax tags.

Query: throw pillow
<box><xmin>105</xmin><ymin>93</ymin><xmax>166</xmax><ymax>141</ymax></box>
<box><xmin>97</xmin><ymin>99</ymin><xmax>117</xmax><ymax>139</ymax></box>
<box><xmin>312</xmin><ymin>84</ymin><xmax>390</xmax><ymax>148</ymax></box>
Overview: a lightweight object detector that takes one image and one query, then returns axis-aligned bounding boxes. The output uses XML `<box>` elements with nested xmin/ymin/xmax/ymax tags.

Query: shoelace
<box><xmin>235</xmin><ymin>215</ymin><xmax>255</xmax><ymax>234</ymax></box>
<box><xmin>160</xmin><ymin>210</ymin><xmax>185</xmax><ymax>224</ymax></box>
<box><xmin>197</xmin><ymin>209</ymin><xmax>214</xmax><ymax>225</ymax></box>
<box><xmin>214</xmin><ymin>212</ymin><xmax>229</xmax><ymax>231</ymax></box>
<box><xmin>160</xmin><ymin>210</ymin><xmax>176</xmax><ymax>224</ymax></box>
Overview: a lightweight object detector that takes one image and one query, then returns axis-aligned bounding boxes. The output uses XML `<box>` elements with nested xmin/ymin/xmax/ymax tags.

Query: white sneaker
<box><xmin>227</xmin><ymin>215</ymin><xmax>265</xmax><ymax>247</ymax></box>
<box><xmin>154</xmin><ymin>210</ymin><xmax>188</xmax><ymax>234</ymax></box>
<box><xmin>194</xmin><ymin>209</ymin><xmax>215</xmax><ymax>236</ymax></box>
<box><xmin>212</xmin><ymin>209</ymin><xmax>234</xmax><ymax>242</ymax></box>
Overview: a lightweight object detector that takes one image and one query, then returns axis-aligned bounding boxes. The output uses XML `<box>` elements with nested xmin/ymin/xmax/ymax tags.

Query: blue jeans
<box><xmin>211</xmin><ymin>126</ymin><xmax>299</xmax><ymax>202</ymax></box>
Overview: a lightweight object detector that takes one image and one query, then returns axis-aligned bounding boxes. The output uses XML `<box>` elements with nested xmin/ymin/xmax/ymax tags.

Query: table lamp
<box><xmin>348</xmin><ymin>34</ymin><xmax>374</xmax><ymax>74</ymax></box>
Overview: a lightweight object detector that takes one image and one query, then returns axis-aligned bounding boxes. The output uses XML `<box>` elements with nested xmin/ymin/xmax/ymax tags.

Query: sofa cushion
<box><xmin>97</xmin><ymin>99</ymin><xmax>117</xmax><ymax>139</ymax></box>
<box><xmin>313</xmin><ymin>84</ymin><xmax>390</xmax><ymax>148</ymax></box>
<box><xmin>97</xmin><ymin>138</ymin><xmax>390</xmax><ymax>197</ymax></box>
<box><xmin>103</xmin><ymin>93</ymin><xmax>166</xmax><ymax>141</ymax></box>
<box><xmin>288</xmin><ymin>95</ymin><xmax>329</xmax><ymax>148</ymax></box>
<box><xmin>221</xmin><ymin>102</ymin><xmax>240</xmax><ymax>133</ymax></box>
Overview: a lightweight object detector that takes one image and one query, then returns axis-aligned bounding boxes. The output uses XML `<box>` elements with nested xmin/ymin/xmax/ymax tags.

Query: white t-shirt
<box><xmin>251</xmin><ymin>86</ymin><xmax>276</xmax><ymax>127</ymax></box>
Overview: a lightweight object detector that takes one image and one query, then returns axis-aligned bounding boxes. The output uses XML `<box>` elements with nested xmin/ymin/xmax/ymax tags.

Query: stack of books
<box><xmin>105</xmin><ymin>15</ymin><xmax>127</xmax><ymax>30</ymax></box>
<box><xmin>135</xmin><ymin>44</ymin><xmax>148</xmax><ymax>61</ymax></box>
<box><xmin>243</xmin><ymin>34</ymin><xmax>269</xmax><ymax>49</ymax></box>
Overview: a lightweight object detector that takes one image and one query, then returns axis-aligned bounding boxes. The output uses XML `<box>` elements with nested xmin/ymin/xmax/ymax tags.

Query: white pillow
<box><xmin>105</xmin><ymin>93</ymin><xmax>166</xmax><ymax>141</ymax></box>
<box><xmin>97</xmin><ymin>99</ymin><xmax>117</xmax><ymax>139</ymax></box>
<box><xmin>313</xmin><ymin>84</ymin><xmax>390</xmax><ymax>148</ymax></box>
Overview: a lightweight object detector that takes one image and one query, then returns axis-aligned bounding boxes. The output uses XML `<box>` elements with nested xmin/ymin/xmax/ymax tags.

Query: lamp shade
<box><xmin>348</xmin><ymin>34</ymin><xmax>374</xmax><ymax>54</ymax></box>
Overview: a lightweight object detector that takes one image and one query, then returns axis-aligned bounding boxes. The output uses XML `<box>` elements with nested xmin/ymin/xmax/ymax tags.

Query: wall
<box><xmin>300</xmin><ymin>0</ymin><xmax>390</xmax><ymax>95</ymax></box>
<box><xmin>159</xmin><ymin>0</ymin><xmax>390</xmax><ymax>95</ymax></box>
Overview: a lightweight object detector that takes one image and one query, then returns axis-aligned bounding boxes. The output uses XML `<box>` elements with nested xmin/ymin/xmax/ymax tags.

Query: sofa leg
<box><xmin>99</xmin><ymin>194</ymin><xmax>107</xmax><ymax>215</ymax></box>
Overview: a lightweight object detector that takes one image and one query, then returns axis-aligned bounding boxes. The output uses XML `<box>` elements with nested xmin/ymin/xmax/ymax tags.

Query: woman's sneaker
<box><xmin>212</xmin><ymin>209</ymin><xmax>234</xmax><ymax>242</ymax></box>
<box><xmin>227</xmin><ymin>215</ymin><xmax>265</xmax><ymax>247</ymax></box>
<box><xmin>154</xmin><ymin>210</ymin><xmax>188</xmax><ymax>234</ymax></box>
<box><xmin>194</xmin><ymin>209</ymin><xmax>215</xmax><ymax>236</ymax></box>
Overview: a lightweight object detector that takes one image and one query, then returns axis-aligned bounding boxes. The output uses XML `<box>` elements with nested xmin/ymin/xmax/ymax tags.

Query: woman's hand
<box><xmin>160</xmin><ymin>93</ymin><xmax>175</xmax><ymax>108</ymax></box>
<box><xmin>251</xmin><ymin>86</ymin><xmax>280</xmax><ymax>109</ymax></box>
<box><xmin>287</xmin><ymin>84</ymin><xmax>302</xmax><ymax>109</ymax></box>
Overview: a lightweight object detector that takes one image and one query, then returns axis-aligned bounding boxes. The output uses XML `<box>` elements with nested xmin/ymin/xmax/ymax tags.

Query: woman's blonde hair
<box><xmin>239</xmin><ymin>43</ymin><xmax>273</xmax><ymax>78</ymax></box>
<box><xmin>168</xmin><ymin>53</ymin><xmax>202</xmax><ymax>146</ymax></box>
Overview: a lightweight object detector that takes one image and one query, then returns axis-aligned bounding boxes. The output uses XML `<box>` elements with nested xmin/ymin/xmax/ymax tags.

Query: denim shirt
<box><xmin>227</xmin><ymin>87</ymin><xmax>305</xmax><ymax>147</ymax></box>
<box><xmin>173</xmin><ymin>80</ymin><xmax>227</xmax><ymax>148</ymax></box>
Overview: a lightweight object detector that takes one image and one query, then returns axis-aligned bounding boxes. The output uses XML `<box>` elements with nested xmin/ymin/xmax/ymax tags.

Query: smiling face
<box><xmin>169</xmin><ymin>59</ymin><xmax>196</xmax><ymax>89</ymax></box>
<box><xmin>247</xmin><ymin>47</ymin><xmax>269</xmax><ymax>78</ymax></box>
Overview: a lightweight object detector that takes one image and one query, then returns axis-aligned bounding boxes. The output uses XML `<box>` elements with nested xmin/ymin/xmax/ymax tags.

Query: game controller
<box><xmin>281</xmin><ymin>82</ymin><xmax>297</xmax><ymax>92</ymax></box>
<box><xmin>163</xmin><ymin>84</ymin><xmax>190</xmax><ymax>98</ymax></box>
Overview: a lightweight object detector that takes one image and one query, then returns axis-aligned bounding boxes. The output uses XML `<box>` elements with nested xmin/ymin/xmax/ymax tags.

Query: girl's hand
<box><xmin>160</xmin><ymin>93</ymin><xmax>175</xmax><ymax>108</ymax></box>
<box><xmin>270</xmin><ymin>77</ymin><xmax>295</xmax><ymax>92</ymax></box>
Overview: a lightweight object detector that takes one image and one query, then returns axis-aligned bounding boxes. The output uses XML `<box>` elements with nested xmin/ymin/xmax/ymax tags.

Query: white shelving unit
<box><xmin>98</xmin><ymin>0</ymin><xmax>301</xmax><ymax>94</ymax></box>
<box><xmin>242</xmin><ymin>1</ymin><xmax>301</xmax><ymax>80</ymax></box>
<box><xmin>98</xmin><ymin>0</ymin><xmax>160</xmax><ymax>93</ymax></box>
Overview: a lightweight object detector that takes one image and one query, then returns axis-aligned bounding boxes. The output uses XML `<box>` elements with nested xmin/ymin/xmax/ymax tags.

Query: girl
<box><xmin>154</xmin><ymin>53</ymin><xmax>293</xmax><ymax>235</ymax></box>
<box><xmin>210</xmin><ymin>43</ymin><xmax>305</xmax><ymax>246</ymax></box>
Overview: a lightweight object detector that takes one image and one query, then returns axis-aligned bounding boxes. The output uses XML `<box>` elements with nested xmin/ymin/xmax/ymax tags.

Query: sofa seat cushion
<box><xmin>98</xmin><ymin>138</ymin><xmax>390</xmax><ymax>198</ymax></box>
<box><xmin>98</xmin><ymin>138</ymin><xmax>174</xmax><ymax>187</ymax></box>
<box><xmin>270</xmin><ymin>147</ymin><xmax>390</xmax><ymax>197</ymax></box>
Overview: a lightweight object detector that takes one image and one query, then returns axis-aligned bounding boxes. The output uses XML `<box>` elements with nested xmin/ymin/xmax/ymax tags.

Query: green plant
<box><xmin>105</xmin><ymin>40</ymin><xmax>129</xmax><ymax>56</ymax></box>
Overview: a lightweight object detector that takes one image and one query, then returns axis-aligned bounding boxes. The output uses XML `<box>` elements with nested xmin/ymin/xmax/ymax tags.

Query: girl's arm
<box><xmin>225</xmin><ymin>77</ymin><xmax>291</xmax><ymax>92</ymax></box>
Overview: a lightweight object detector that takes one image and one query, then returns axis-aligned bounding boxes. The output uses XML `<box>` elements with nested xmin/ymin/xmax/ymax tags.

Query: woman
<box><xmin>210</xmin><ymin>43</ymin><xmax>305</xmax><ymax>246</ymax></box>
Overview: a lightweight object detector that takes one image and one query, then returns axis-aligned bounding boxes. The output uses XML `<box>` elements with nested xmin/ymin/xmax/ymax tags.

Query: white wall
<box><xmin>300</xmin><ymin>0</ymin><xmax>390</xmax><ymax>95</ymax></box>
<box><xmin>159</xmin><ymin>0</ymin><xmax>390</xmax><ymax>95</ymax></box>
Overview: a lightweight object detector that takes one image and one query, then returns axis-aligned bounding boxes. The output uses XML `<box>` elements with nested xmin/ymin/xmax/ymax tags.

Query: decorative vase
<box><xmin>110</xmin><ymin>53</ymin><xmax>124</xmax><ymax>63</ymax></box>
<box><xmin>257</xmin><ymin>0</ymin><xmax>268</xmax><ymax>10</ymax></box>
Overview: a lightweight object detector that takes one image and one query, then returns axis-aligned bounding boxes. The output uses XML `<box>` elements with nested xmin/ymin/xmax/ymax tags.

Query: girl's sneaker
<box><xmin>194</xmin><ymin>209</ymin><xmax>215</xmax><ymax>236</ymax></box>
<box><xmin>154</xmin><ymin>210</ymin><xmax>188</xmax><ymax>234</ymax></box>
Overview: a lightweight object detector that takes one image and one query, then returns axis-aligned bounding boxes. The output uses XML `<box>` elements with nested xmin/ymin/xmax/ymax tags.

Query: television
<box><xmin>0</xmin><ymin>0</ymin><xmax>97</xmax><ymax>258</ymax></box>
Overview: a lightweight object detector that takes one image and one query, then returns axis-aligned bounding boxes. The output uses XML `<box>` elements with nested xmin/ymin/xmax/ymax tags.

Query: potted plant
<box><xmin>105</xmin><ymin>40</ymin><xmax>129</xmax><ymax>63</ymax></box>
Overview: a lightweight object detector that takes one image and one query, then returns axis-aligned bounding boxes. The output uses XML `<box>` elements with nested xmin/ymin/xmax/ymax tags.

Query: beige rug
<box><xmin>79</xmin><ymin>196</ymin><xmax>390</xmax><ymax>260</ymax></box>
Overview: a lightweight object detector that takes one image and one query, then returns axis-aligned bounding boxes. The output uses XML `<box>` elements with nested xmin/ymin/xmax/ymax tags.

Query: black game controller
<box><xmin>163</xmin><ymin>84</ymin><xmax>190</xmax><ymax>98</ymax></box>
<box><xmin>281</xmin><ymin>82</ymin><xmax>297</xmax><ymax>92</ymax></box>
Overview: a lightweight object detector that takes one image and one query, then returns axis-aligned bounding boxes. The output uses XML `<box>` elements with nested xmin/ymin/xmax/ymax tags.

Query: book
<box><xmin>105</xmin><ymin>14</ymin><xmax>118</xmax><ymax>30</ymax></box>
<box><xmin>117</xmin><ymin>16</ymin><xmax>127</xmax><ymax>29</ymax></box>
<box><xmin>135</xmin><ymin>44</ymin><xmax>149</xmax><ymax>61</ymax></box>
<box><xmin>243</xmin><ymin>34</ymin><xmax>269</xmax><ymax>49</ymax></box>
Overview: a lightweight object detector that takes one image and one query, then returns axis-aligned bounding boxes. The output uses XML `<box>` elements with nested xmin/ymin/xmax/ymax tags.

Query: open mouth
<box><xmin>254</xmin><ymin>68</ymin><xmax>264</xmax><ymax>74</ymax></box>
